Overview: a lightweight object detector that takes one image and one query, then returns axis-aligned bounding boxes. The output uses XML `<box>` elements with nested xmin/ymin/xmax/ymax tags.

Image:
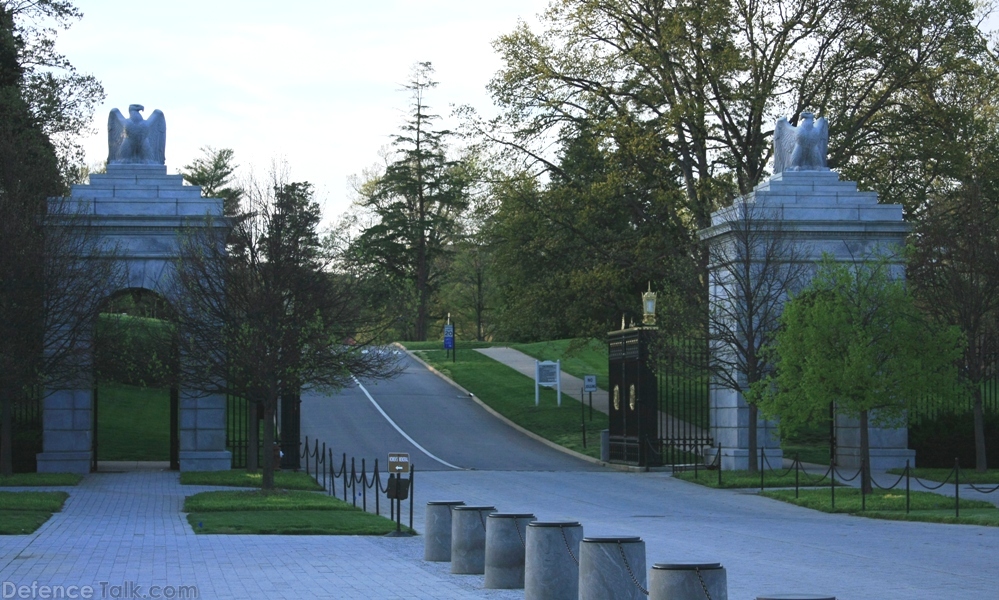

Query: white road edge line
<box><xmin>353</xmin><ymin>376</ymin><xmax>463</xmax><ymax>471</ymax></box>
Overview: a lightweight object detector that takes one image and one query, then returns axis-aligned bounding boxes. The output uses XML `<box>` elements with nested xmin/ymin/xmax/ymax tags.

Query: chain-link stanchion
<box><xmin>617</xmin><ymin>543</ymin><xmax>650</xmax><ymax>597</ymax></box>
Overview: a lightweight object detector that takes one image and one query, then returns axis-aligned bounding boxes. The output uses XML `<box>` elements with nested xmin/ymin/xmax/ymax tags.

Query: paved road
<box><xmin>300</xmin><ymin>352</ymin><xmax>600</xmax><ymax>472</ymax></box>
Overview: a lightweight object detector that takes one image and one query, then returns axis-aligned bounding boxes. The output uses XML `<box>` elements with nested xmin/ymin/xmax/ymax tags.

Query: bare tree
<box><xmin>170</xmin><ymin>171</ymin><xmax>397</xmax><ymax>490</ymax></box>
<box><xmin>705</xmin><ymin>200</ymin><xmax>808</xmax><ymax>471</ymax></box>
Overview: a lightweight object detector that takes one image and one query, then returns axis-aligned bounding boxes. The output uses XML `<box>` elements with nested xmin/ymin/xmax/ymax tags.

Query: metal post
<box><xmin>905</xmin><ymin>459</ymin><xmax>910</xmax><ymax>514</ymax></box>
<box><xmin>581</xmin><ymin>388</ymin><xmax>587</xmax><ymax>448</ymax></box>
<box><xmin>760</xmin><ymin>446</ymin><xmax>765</xmax><ymax>491</ymax></box>
<box><xmin>861</xmin><ymin>458</ymin><xmax>866</xmax><ymax>512</ymax></box>
<box><xmin>795</xmin><ymin>453</ymin><xmax>800</xmax><ymax>499</ymax></box>
<box><xmin>409</xmin><ymin>466</ymin><xmax>415</xmax><ymax>530</ymax></box>
<box><xmin>955</xmin><ymin>457</ymin><xmax>960</xmax><ymax>519</ymax></box>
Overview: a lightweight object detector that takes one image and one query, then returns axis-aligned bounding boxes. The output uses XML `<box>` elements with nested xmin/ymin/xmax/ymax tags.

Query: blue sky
<box><xmin>60</xmin><ymin>1</ymin><xmax>548</xmax><ymax>220</ymax></box>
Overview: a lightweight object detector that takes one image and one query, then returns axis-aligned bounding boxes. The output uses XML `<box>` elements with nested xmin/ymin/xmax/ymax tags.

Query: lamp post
<box><xmin>642</xmin><ymin>283</ymin><xmax>657</xmax><ymax>326</ymax></box>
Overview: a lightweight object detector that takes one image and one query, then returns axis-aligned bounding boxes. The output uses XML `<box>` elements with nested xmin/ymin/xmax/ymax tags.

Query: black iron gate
<box><xmin>607</xmin><ymin>327</ymin><xmax>660</xmax><ymax>466</ymax></box>
<box><xmin>657</xmin><ymin>337</ymin><xmax>712</xmax><ymax>466</ymax></box>
<box><xmin>5</xmin><ymin>389</ymin><xmax>42</xmax><ymax>473</ymax></box>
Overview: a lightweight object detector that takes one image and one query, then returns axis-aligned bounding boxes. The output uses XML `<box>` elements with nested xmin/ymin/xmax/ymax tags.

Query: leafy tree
<box><xmin>171</xmin><ymin>171</ymin><xmax>395</xmax><ymax>490</ymax></box>
<box><xmin>487</xmin><ymin>0</ymin><xmax>986</xmax><ymax>230</ymax></box>
<box><xmin>180</xmin><ymin>147</ymin><xmax>243</xmax><ymax>216</ymax></box>
<box><xmin>756</xmin><ymin>256</ymin><xmax>963</xmax><ymax>492</ymax></box>
<box><xmin>484</xmin><ymin>124</ymin><xmax>693</xmax><ymax>341</ymax></box>
<box><xmin>907</xmin><ymin>61</ymin><xmax>999</xmax><ymax>472</ymax></box>
<box><xmin>0</xmin><ymin>2</ymin><xmax>121</xmax><ymax>475</ymax></box>
<box><xmin>704</xmin><ymin>200</ymin><xmax>809</xmax><ymax>472</ymax></box>
<box><xmin>1</xmin><ymin>0</ymin><xmax>104</xmax><ymax>182</ymax></box>
<box><xmin>438</xmin><ymin>236</ymin><xmax>497</xmax><ymax>341</ymax></box>
<box><xmin>353</xmin><ymin>62</ymin><xmax>472</xmax><ymax>341</ymax></box>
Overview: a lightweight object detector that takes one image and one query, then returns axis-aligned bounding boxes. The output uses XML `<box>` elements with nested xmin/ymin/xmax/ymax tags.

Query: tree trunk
<box><xmin>262</xmin><ymin>402</ymin><xmax>275</xmax><ymax>491</ymax></box>
<box><xmin>860</xmin><ymin>409</ymin><xmax>872</xmax><ymax>494</ymax></box>
<box><xmin>973</xmin><ymin>386</ymin><xmax>987</xmax><ymax>472</ymax></box>
<box><xmin>0</xmin><ymin>391</ymin><xmax>12</xmax><ymax>477</ymax></box>
<box><xmin>747</xmin><ymin>401</ymin><xmax>758</xmax><ymax>473</ymax></box>
<box><xmin>247</xmin><ymin>400</ymin><xmax>258</xmax><ymax>472</ymax></box>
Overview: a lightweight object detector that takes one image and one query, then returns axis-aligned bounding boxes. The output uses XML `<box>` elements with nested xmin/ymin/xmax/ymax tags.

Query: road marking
<box><xmin>353</xmin><ymin>377</ymin><xmax>463</xmax><ymax>470</ymax></box>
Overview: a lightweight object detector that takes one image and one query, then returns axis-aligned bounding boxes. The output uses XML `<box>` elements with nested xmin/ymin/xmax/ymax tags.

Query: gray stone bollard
<box><xmin>484</xmin><ymin>513</ymin><xmax>536</xmax><ymax>589</ymax></box>
<box><xmin>450</xmin><ymin>505</ymin><xmax>496</xmax><ymax>574</ymax></box>
<box><xmin>424</xmin><ymin>501</ymin><xmax>465</xmax><ymax>562</ymax></box>
<box><xmin>525</xmin><ymin>521</ymin><xmax>583</xmax><ymax>600</ymax></box>
<box><xmin>756</xmin><ymin>594</ymin><xmax>836</xmax><ymax>600</ymax></box>
<box><xmin>649</xmin><ymin>563</ymin><xmax>728</xmax><ymax>600</ymax></box>
<box><xmin>579</xmin><ymin>536</ymin><xmax>647</xmax><ymax>600</ymax></box>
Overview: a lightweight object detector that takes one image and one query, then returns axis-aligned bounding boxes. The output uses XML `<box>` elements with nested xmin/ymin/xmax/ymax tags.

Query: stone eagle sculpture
<box><xmin>773</xmin><ymin>112</ymin><xmax>829</xmax><ymax>174</ymax></box>
<box><xmin>107</xmin><ymin>104</ymin><xmax>166</xmax><ymax>165</ymax></box>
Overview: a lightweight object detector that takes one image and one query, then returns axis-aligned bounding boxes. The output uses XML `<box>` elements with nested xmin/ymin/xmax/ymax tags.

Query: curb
<box><xmin>395</xmin><ymin>344</ymin><xmax>657</xmax><ymax>473</ymax></box>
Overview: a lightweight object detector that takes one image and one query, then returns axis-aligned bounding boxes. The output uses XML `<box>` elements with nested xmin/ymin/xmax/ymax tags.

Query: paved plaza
<box><xmin>1</xmin><ymin>465</ymin><xmax>998</xmax><ymax>599</ymax></box>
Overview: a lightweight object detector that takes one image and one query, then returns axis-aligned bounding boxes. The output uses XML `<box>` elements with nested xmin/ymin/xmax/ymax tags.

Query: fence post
<box><xmin>760</xmin><ymin>446</ymin><xmax>765</xmax><ymax>491</ymax></box>
<box><xmin>861</xmin><ymin>458</ymin><xmax>866</xmax><ymax>512</ymax></box>
<box><xmin>374</xmin><ymin>459</ymin><xmax>380</xmax><ymax>516</ymax></box>
<box><xmin>351</xmin><ymin>457</ymin><xmax>357</xmax><ymax>507</ymax></box>
<box><xmin>328</xmin><ymin>448</ymin><xmax>335</xmax><ymax>497</ymax></box>
<box><xmin>409</xmin><ymin>466</ymin><xmax>415</xmax><ymax>530</ymax></box>
<box><xmin>955</xmin><ymin>457</ymin><xmax>960</xmax><ymax>519</ymax></box>
<box><xmin>365</xmin><ymin>459</ymin><xmax>371</xmax><ymax>511</ymax></box>
<box><xmin>304</xmin><ymin>437</ymin><xmax>310</xmax><ymax>476</ymax></box>
<box><xmin>717</xmin><ymin>444</ymin><xmax>722</xmax><ymax>487</ymax></box>
<box><xmin>342</xmin><ymin>453</ymin><xmax>347</xmax><ymax>502</ymax></box>
<box><xmin>795</xmin><ymin>454</ymin><xmax>800</xmax><ymax>499</ymax></box>
<box><xmin>905</xmin><ymin>459</ymin><xmax>910</xmax><ymax>514</ymax></box>
<box><xmin>831</xmin><ymin>463</ymin><xmax>836</xmax><ymax>510</ymax></box>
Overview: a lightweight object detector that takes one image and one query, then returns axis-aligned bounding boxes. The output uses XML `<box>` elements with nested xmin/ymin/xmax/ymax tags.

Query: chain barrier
<box><xmin>300</xmin><ymin>435</ymin><xmax>410</xmax><ymax>526</ymax></box>
<box><xmin>616</xmin><ymin>542</ymin><xmax>649</xmax><ymax>597</ymax></box>
<box><xmin>559</xmin><ymin>527</ymin><xmax>579</xmax><ymax>566</ymax></box>
<box><xmin>513</xmin><ymin>518</ymin><xmax>526</xmax><ymax>548</ymax></box>
<box><xmin>694</xmin><ymin>567</ymin><xmax>713</xmax><ymax>600</ymax></box>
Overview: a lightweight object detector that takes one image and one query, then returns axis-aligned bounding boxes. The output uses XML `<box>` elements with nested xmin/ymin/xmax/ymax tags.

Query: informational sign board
<box><xmin>583</xmin><ymin>375</ymin><xmax>598</xmax><ymax>393</ymax></box>
<box><xmin>443</xmin><ymin>325</ymin><xmax>455</xmax><ymax>350</ymax></box>
<box><xmin>535</xmin><ymin>360</ymin><xmax>562</xmax><ymax>407</ymax></box>
<box><xmin>388</xmin><ymin>452</ymin><xmax>411</xmax><ymax>473</ymax></box>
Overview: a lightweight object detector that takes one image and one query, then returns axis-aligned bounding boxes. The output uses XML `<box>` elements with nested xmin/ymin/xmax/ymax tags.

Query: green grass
<box><xmin>398</xmin><ymin>340</ymin><xmax>499</xmax><ymax>351</ymax></box>
<box><xmin>0</xmin><ymin>491</ymin><xmax>69</xmax><ymax>511</ymax></box>
<box><xmin>96</xmin><ymin>382</ymin><xmax>170</xmax><ymax>461</ymax></box>
<box><xmin>884</xmin><ymin>467</ymin><xmax>999</xmax><ymax>484</ymax></box>
<box><xmin>186</xmin><ymin>510</ymin><xmax>410</xmax><ymax>535</ymax></box>
<box><xmin>782</xmin><ymin>445</ymin><xmax>831</xmax><ymax>466</ymax></box>
<box><xmin>674</xmin><ymin>468</ymin><xmax>842</xmax><ymax>489</ymax></box>
<box><xmin>761</xmin><ymin>488</ymin><xmax>999</xmax><ymax>525</ymax></box>
<box><xmin>410</xmin><ymin>347</ymin><xmax>609</xmax><ymax>459</ymax></box>
<box><xmin>183</xmin><ymin>490</ymin><xmax>409</xmax><ymax>535</ymax></box>
<box><xmin>510</xmin><ymin>338</ymin><xmax>609</xmax><ymax>391</ymax></box>
<box><xmin>180</xmin><ymin>470</ymin><xmax>322</xmax><ymax>490</ymax></box>
<box><xmin>0</xmin><ymin>491</ymin><xmax>69</xmax><ymax>535</ymax></box>
<box><xmin>183</xmin><ymin>490</ymin><xmax>352</xmax><ymax>512</ymax></box>
<box><xmin>0</xmin><ymin>473</ymin><xmax>82</xmax><ymax>487</ymax></box>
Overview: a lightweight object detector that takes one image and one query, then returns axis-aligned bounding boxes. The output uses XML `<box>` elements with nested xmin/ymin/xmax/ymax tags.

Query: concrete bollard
<box><xmin>450</xmin><ymin>505</ymin><xmax>496</xmax><ymax>574</ymax></box>
<box><xmin>484</xmin><ymin>513</ymin><xmax>536</xmax><ymax>589</ymax></box>
<box><xmin>649</xmin><ymin>563</ymin><xmax>728</xmax><ymax>600</ymax></box>
<box><xmin>579</xmin><ymin>536</ymin><xmax>647</xmax><ymax>600</ymax></box>
<box><xmin>525</xmin><ymin>521</ymin><xmax>583</xmax><ymax>600</ymax></box>
<box><xmin>756</xmin><ymin>594</ymin><xmax>836</xmax><ymax>600</ymax></box>
<box><xmin>424</xmin><ymin>501</ymin><xmax>465</xmax><ymax>562</ymax></box>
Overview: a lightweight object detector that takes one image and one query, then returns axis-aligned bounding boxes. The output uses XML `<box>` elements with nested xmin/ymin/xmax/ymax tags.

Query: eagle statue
<box><xmin>107</xmin><ymin>104</ymin><xmax>166</xmax><ymax>165</ymax></box>
<box><xmin>773</xmin><ymin>112</ymin><xmax>828</xmax><ymax>174</ymax></box>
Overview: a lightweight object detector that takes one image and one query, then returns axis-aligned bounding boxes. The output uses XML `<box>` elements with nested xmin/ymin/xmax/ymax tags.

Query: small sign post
<box><xmin>387</xmin><ymin>452</ymin><xmax>412</xmax><ymax>536</ymax></box>
<box><xmin>444</xmin><ymin>316</ymin><xmax>455</xmax><ymax>363</ymax></box>
<box><xmin>583</xmin><ymin>375</ymin><xmax>597</xmax><ymax>421</ymax></box>
<box><xmin>535</xmin><ymin>360</ymin><xmax>562</xmax><ymax>406</ymax></box>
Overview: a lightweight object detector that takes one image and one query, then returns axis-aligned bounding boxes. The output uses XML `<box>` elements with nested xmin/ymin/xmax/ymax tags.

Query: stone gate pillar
<box><xmin>37</xmin><ymin>153</ymin><xmax>232</xmax><ymax>473</ymax></box>
<box><xmin>698</xmin><ymin>169</ymin><xmax>915</xmax><ymax>470</ymax></box>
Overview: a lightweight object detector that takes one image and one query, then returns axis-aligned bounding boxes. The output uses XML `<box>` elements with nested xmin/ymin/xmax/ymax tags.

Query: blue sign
<box><xmin>443</xmin><ymin>325</ymin><xmax>455</xmax><ymax>349</ymax></box>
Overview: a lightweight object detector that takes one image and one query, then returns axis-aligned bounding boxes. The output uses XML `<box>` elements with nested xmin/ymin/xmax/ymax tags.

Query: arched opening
<box><xmin>91</xmin><ymin>288</ymin><xmax>179</xmax><ymax>471</ymax></box>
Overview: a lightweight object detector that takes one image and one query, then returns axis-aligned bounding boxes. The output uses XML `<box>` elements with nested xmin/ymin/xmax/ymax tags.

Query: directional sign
<box><xmin>443</xmin><ymin>325</ymin><xmax>455</xmax><ymax>349</ymax></box>
<box><xmin>583</xmin><ymin>375</ymin><xmax>598</xmax><ymax>393</ymax></box>
<box><xmin>388</xmin><ymin>452</ymin><xmax>411</xmax><ymax>473</ymax></box>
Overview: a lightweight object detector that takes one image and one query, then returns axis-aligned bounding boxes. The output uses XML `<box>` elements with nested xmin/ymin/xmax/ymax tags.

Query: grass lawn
<box><xmin>184</xmin><ymin>490</ymin><xmax>409</xmax><ymax>535</ymax></box>
<box><xmin>405</xmin><ymin>345</ymin><xmax>609</xmax><ymax>459</ymax></box>
<box><xmin>510</xmin><ymin>338</ymin><xmax>609</xmax><ymax>391</ymax></box>
<box><xmin>0</xmin><ymin>491</ymin><xmax>69</xmax><ymax>535</ymax></box>
<box><xmin>761</xmin><ymin>488</ymin><xmax>999</xmax><ymax>525</ymax></box>
<box><xmin>180</xmin><ymin>470</ymin><xmax>322</xmax><ymax>491</ymax></box>
<box><xmin>884</xmin><ymin>467</ymin><xmax>999</xmax><ymax>485</ymax></box>
<box><xmin>674</xmin><ymin>467</ymin><xmax>842</xmax><ymax>489</ymax></box>
<box><xmin>0</xmin><ymin>473</ymin><xmax>82</xmax><ymax>487</ymax></box>
<box><xmin>96</xmin><ymin>382</ymin><xmax>170</xmax><ymax>461</ymax></box>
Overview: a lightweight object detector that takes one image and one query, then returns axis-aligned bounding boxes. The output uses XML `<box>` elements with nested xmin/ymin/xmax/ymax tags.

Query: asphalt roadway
<box><xmin>299</xmin><ymin>351</ymin><xmax>599</xmax><ymax>472</ymax></box>
<box><xmin>297</xmin><ymin>350</ymin><xmax>999</xmax><ymax>599</ymax></box>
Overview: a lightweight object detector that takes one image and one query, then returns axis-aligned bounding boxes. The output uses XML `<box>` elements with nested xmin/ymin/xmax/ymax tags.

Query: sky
<box><xmin>58</xmin><ymin>0</ymin><xmax>550</xmax><ymax>222</ymax></box>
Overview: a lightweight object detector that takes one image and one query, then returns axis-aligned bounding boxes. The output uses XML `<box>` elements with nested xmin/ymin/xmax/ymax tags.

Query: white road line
<box><xmin>353</xmin><ymin>376</ymin><xmax>463</xmax><ymax>470</ymax></box>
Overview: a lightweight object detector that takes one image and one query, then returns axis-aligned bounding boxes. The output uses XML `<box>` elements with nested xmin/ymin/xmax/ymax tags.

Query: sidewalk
<box><xmin>3</xmin><ymin>467</ymin><xmax>994</xmax><ymax>599</ymax></box>
<box><xmin>475</xmin><ymin>346</ymin><xmax>707</xmax><ymax>439</ymax></box>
